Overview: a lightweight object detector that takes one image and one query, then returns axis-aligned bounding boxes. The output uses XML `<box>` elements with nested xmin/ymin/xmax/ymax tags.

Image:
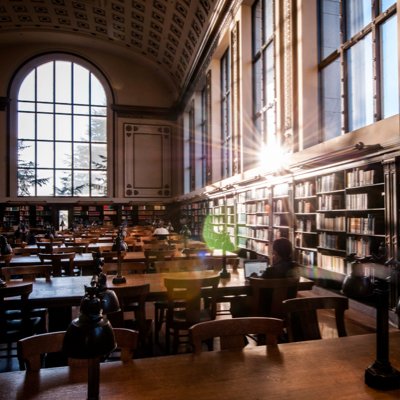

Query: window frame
<box><xmin>8</xmin><ymin>52</ymin><xmax>114</xmax><ymax>199</ymax></box>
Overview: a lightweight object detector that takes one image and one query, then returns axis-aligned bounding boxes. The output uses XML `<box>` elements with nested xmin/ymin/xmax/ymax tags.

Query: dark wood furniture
<box><xmin>0</xmin><ymin>333</ymin><xmax>399</xmax><ymax>399</ymax></box>
<box><xmin>282</xmin><ymin>295</ymin><xmax>349</xmax><ymax>341</ymax></box>
<box><xmin>189</xmin><ymin>317</ymin><xmax>284</xmax><ymax>353</ymax></box>
<box><xmin>164</xmin><ymin>275</ymin><xmax>220</xmax><ymax>353</ymax></box>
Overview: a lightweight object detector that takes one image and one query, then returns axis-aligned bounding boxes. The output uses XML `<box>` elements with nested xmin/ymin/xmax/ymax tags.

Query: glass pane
<box><xmin>55</xmin><ymin>142</ymin><xmax>72</xmax><ymax>169</ymax></box>
<box><xmin>37</xmin><ymin>62</ymin><xmax>54</xmax><ymax>102</ymax></box>
<box><xmin>265</xmin><ymin>43</ymin><xmax>275</xmax><ymax>106</ymax></box>
<box><xmin>74</xmin><ymin>143</ymin><xmax>89</xmax><ymax>168</ymax></box>
<box><xmin>18</xmin><ymin>140</ymin><xmax>35</xmax><ymax>166</ymax></box>
<box><xmin>320</xmin><ymin>0</ymin><xmax>341</xmax><ymax>59</ymax></box>
<box><xmin>91</xmin><ymin>143</ymin><xmax>107</xmax><ymax>169</ymax></box>
<box><xmin>73</xmin><ymin>171</ymin><xmax>90</xmax><ymax>196</ymax></box>
<box><xmin>91</xmin><ymin>74</ymin><xmax>106</xmax><ymax>106</ymax></box>
<box><xmin>347</xmin><ymin>34</ymin><xmax>374</xmax><ymax>131</ymax></box>
<box><xmin>91</xmin><ymin>106</ymin><xmax>107</xmax><ymax>116</ymax></box>
<box><xmin>91</xmin><ymin>116</ymin><xmax>106</xmax><ymax>142</ymax></box>
<box><xmin>74</xmin><ymin>115</ymin><xmax>90</xmax><ymax>142</ymax></box>
<box><xmin>74</xmin><ymin>105</ymin><xmax>90</xmax><ymax>115</ymax></box>
<box><xmin>266</xmin><ymin>106</ymin><xmax>276</xmax><ymax>137</ymax></box>
<box><xmin>380</xmin><ymin>0</ymin><xmax>395</xmax><ymax>12</ymax></box>
<box><xmin>18</xmin><ymin>101</ymin><xmax>35</xmax><ymax>112</ymax></box>
<box><xmin>252</xmin><ymin>0</ymin><xmax>262</xmax><ymax>57</ymax></box>
<box><xmin>346</xmin><ymin>0</ymin><xmax>372</xmax><ymax>40</ymax></box>
<box><xmin>253</xmin><ymin>58</ymin><xmax>262</xmax><ymax>113</ymax></box>
<box><xmin>381</xmin><ymin>15</ymin><xmax>398</xmax><ymax>118</ymax></box>
<box><xmin>91</xmin><ymin>171</ymin><xmax>107</xmax><ymax>196</ymax></box>
<box><xmin>55</xmin><ymin>170</ymin><xmax>72</xmax><ymax>196</ymax></box>
<box><xmin>55</xmin><ymin>114</ymin><xmax>72</xmax><ymax>141</ymax></box>
<box><xmin>18</xmin><ymin>169</ymin><xmax>35</xmax><ymax>196</ymax></box>
<box><xmin>37</xmin><ymin>103</ymin><xmax>53</xmax><ymax>113</ymax></box>
<box><xmin>74</xmin><ymin>64</ymin><xmax>89</xmax><ymax>104</ymax></box>
<box><xmin>37</xmin><ymin>141</ymin><xmax>54</xmax><ymax>168</ymax></box>
<box><xmin>264</xmin><ymin>0</ymin><xmax>274</xmax><ymax>40</ymax></box>
<box><xmin>18</xmin><ymin>113</ymin><xmax>35</xmax><ymax>140</ymax></box>
<box><xmin>321</xmin><ymin>59</ymin><xmax>341</xmax><ymax>140</ymax></box>
<box><xmin>18</xmin><ymin>70</ymin><xmax>35</xmax><ymax>101</ymax></box>
<box><xmin>55</xmin><ymin>104</ymin><xmax>72</xmax><ymax>114</ymax></box>
<box><xmin>55</xmin><ymin>61</ymin><xmax>71</xmax><ymax>104</ymax></box>
<box><xmin>37</xmin><ymin>113</ymin><xmax>54</xmax><ymax>140</ymax></box>
<box><xmin>36</xmin><ymin>169</ymin><xmax>54</xmax><ymax>196</ymax></box>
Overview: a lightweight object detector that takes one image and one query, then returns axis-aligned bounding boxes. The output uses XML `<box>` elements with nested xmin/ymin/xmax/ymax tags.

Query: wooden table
<box><xmin>6</xmin><ymin>270</ymin><xmax>314</xmax><ymax>331</ymax></box>
<box><xmin>16</xmin><ymin>269</ymin><xmax>314</xmax><ymax>308</ymax></box>
<box><xmin>2</xmin><ymin>249</ymin><xmax>238</xmax><ymax>270</ymax></box>
<box><xmin>1</xmin><ymin>332</ymin><xmax>399</xmax><ymax>399</ymax></box>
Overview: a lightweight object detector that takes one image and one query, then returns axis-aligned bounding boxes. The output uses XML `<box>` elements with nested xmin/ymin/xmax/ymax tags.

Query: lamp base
<box><xmin>365</xmin><ymin>361</ymin><xmax>400</xmax><ymax>390</ymax></box>
<box><xmin>219</xmin><ymin>269</ymin><xmax>231</xmax><ymax>279</ymax></box>
<box><xmin>112</xmin><ymin>275</ymin><xmax>126</xmax><ymax>284</ymax></box>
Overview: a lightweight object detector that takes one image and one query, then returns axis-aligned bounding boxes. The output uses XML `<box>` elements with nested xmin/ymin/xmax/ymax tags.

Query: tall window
<box><xmin>14</xmin><ymin>56</ymin><xmax>108</xmax><ymax>197</ymax></box>
<box><xmin>319</xmin><ymin>0</ymin><xmax>398</xmax><ymax>140</ymax></box>
<box><xmin>189</xmin><ymin>104</ymin><xmax>195</xmax><ymax>192</ymax></box>
<box><xmin>252</xmin><ymin>0</ymin><xmax>276</xmax><ymax>145</ymax></box>
<box><xmin>200</xmin><ymin>80</ymin><xmax>211</xmax><ymax>187</ymax></box>
<box><xmin>221</xmin><ymin>48</ymin><xmax>232</xmax><ymax>179</ymax></box>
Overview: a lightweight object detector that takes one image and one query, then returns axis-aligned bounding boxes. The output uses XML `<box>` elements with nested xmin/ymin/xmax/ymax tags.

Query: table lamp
<box><xmin>342</xmin><ymin>255</ymin><xmax>400</xmax><ymax>390</ymax></box>
<box><xmin>63</xmin><ymin>269</ymin><xmax>120</xmax><ymax>400</ymax></box>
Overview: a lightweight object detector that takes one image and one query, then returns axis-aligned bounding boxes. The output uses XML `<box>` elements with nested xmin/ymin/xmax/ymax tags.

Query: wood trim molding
<box><xmin>111</xmin><ymin>104</ymin><xmax>177</xmax><ymax>120</ymax></box>
<box><xmin>0</xmin><ymin>97</ymin><xmax>10</xmax><ymax>111</ymax></box>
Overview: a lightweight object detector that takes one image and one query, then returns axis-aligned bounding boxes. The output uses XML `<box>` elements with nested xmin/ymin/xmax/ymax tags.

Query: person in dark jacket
<box><xmin>260</xmin><ymin>237</ymin><xmax>299</xmax><ymax>279</ymax></box>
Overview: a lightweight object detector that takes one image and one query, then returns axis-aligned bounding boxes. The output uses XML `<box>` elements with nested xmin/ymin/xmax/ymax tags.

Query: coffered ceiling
<box><xmin>0</xmin><ymin>0</ymin><xmax>230</xmax><ymax>103</ymax></box>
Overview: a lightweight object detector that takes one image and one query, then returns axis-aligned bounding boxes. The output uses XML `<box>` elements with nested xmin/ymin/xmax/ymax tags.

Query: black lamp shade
<box><xmin>63</xmin><ymin>315</ymin><xmax>116</xmax><ymax>359</ymax></box>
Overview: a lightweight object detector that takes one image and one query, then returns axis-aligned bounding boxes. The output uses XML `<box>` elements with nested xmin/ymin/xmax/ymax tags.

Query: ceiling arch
<box><xmin>0</xmin><ymin>0</ymin><xmax>226</xmax><ymax>101</ymax></box>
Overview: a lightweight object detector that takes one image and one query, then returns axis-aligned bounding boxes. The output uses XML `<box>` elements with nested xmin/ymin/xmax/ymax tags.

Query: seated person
<box><xmin>231</xmin><ymin>237</ymin><xmax>299</xmax><ymax>318</ymax></box>
<box><xmin>153</xmin><ymin>221</ymin><xmax>170</xmax><ymax>239</ymax></box>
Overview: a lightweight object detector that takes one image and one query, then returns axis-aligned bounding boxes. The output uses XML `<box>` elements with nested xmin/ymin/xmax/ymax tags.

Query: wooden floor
<box><xmin>1</xmin><ymin>285</ymin><xmax>396</xmax><ymax>373</ymax></box>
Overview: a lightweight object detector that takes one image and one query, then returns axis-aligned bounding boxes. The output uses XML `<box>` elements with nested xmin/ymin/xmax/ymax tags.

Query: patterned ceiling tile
<box><xmin>0</xmin><ymin>0</ymin><xmax>220</xmax><ymax>91</ymax></box>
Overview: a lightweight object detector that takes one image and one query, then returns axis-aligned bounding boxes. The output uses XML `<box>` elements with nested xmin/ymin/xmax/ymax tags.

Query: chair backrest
<box><xmin>17</xmin><ymin>327</ymin><xmax>138</xmax><ymax>371</ymax></box>
<box><xmin>249</xmin><ymin>277</ymin><xmax>299</xmax><ymax>319</ymax></box>
<box><xmin>38</xmin><ymin>252</ymin><xmax>76</xmax><ymax>276</ymax></box>
<box><xmin>102</xmin><ymin>261</ymin><xmax>146</xmax><ymax>275</ymax></box>
<box><xmin>2</xmin><ymin>265</ymin><xmax>52</xmax><ymax>282</ymax></box>
<box><xmin>101</xmin><ymin>251</ymin><xmax>126</xmax><ymax>262</ymax></box>
<box><xmin>0</xmin><ymin>283</ymin><xmax>33</xmax><ymax>338</ymax></box>
<box><xmin>164</xmin><ymin>275</ymin><xmax>220</xmax><ymax>325</ymax></box>
<box><xmin>189</xmin><ymin>317</ymin><xmax>284</xmax><ymax>354</ymax></box>
<box><xmin>109</xmin><ymin>284</ymin><xmax>150</xmax><ymax>344</ymax></box>
<box><xmin>282</xmin><ymin>296</ymin><xmax>349</xmax><ymax>342</ymax></box>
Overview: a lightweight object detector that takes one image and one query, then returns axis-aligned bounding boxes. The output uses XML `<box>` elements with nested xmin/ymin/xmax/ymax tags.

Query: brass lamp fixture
<box><xmin>63</xmin><ymin>264</ymin><xmax>120</xmax><ymax>400</ymax></box>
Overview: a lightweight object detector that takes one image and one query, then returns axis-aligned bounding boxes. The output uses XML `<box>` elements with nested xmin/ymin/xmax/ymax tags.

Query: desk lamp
<box><xmin>342</xmin><ymin>255</ymin><xmax>400</xmax><ymax>390</ymax></box>
<box><xmin>63</xmin><ymin>266</ymin><xmax>120</xmax><ymax>400</ymax></box>
<box><xmin>111</xmin><ymin>227</ymin><xmax>128</xmax><ymax>284</ymax></box>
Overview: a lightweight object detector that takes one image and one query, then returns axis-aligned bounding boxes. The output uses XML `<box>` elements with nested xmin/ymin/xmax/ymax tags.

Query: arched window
<box><xmin>10</xmin><ymin>54</ymin><xmax>110</xmax><ymax>197</ymax></box>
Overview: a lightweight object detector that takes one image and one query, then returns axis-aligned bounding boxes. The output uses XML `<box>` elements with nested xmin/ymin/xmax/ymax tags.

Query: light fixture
<box><xmin>342</xmin><ymin>254</ymin><xmax>400</xmax><ymax>390</ymax></box>
<box><xmin>236</xmin><ymin>175</ymin><xmax>264</xmax><ymax>187</ymax></box>
<box><xmin>63</xmin><ymin>266</ymin><xmax>120</xmax><ymax>400</ymax></box>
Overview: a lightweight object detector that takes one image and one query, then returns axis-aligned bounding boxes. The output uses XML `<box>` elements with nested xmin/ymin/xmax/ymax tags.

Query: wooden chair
<box><xmin>144</xmin><ymin>249</ymin><xmax>175</xmax><ymax>272</ymax></box>
<box><xmin>2</xmin><ymin>264</ymin><xmax>52</xmax><ymax>282</ymax></box>
<box><xmin>249</xmin><ymin>277</ymin><xmax>300</xmax><ymax>319</ymax></box>
<box><xmin>164</xmin><ymin>275</ymin><xmax>220</xmax><ymax>354</ymax></box>
<box><xmin>282</xmin><ymin>296</ymin><xmax>349</xmax><ymax>342</ymax></box>
<box><xmin>38</xmin><ymin>252</ymin><xmax>76</xmax><ymax>276</ymax></box>
<box><xmin>152</xmin><ymin>258</ymin><xmax>208</xmax><ymax>343</ymax></box>
<box><xmin>109</xmin><ymin>284</ymin><xmax>152</xmax><ymax>354</ymax></box>
<box><xmin>102</xmin><ymin>261</ymin><xmax>146</xmax><ymax>275</ymax></box>
<box><xmin>17</xmin><ymin>328</ymin><xmax>138</xmax><ymax>371</ymax></box>
<box><xmin>1</xmin><ymin>283</ymin><xmax>47</xmax><ymax>369</ymax></box>
<box><xmin>189</xmin><ymin>317</ymin><xmax>284</xmax><ymax>354</ymax></box>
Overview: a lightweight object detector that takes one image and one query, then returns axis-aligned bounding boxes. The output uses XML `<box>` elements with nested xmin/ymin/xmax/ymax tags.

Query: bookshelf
<box><xmin>103</xmin><ymin>204</ymin><xmax>118</xmax><ymax>226</ymax></box>
<box><xmin>137</xmin><ymin>204</ymin><xmax>166</xmax><ymax>225</ymax></box>
<box><xmin>271</xmin><ymin>181</ymin><xmax>292</xmax><ymax>242</ymax></box>
<box><xmin>35</xmin><ymin>205</ymin><xmax>52</xmax><ymax>228</ymax></box>
<box><xmin>294</xmin><ymin>177</ymin><xmax>318</xmax><ymax>269</ymax></box>
<box><xmin>180</xmin><ymin>200</ymin><xmax>208</xmax><ymax>239</ymax></box>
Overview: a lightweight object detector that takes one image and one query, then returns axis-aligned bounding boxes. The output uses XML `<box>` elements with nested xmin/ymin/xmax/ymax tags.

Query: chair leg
<box><xmin>154</xmin><ymin>304</ymin><xmax>166</xmax><ymax>343</ymax></box>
